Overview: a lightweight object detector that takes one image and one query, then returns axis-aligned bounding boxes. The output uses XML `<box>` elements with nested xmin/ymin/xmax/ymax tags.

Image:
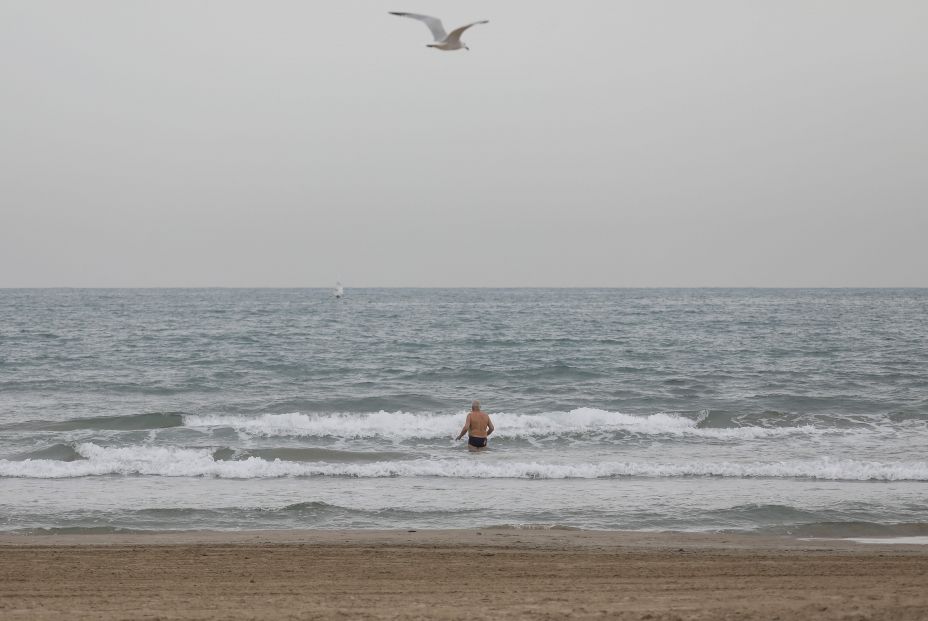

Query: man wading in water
<box><xmin>456</xmin><ymin>400</ymin><xmax>494</xmax><ymax>451</ymax></box>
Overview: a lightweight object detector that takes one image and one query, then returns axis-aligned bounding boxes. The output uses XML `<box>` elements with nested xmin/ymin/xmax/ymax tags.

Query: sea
<box><xmin>1</xmin><ymin>288</ymin><xmax>927</xmax><ymax>537</ymax></box>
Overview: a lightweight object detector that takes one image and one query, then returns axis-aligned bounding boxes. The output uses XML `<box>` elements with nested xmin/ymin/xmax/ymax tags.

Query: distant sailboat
<box><xmin>334</xmin><ymin>281</ymin><xmax>344</xmax><ymax>299</ymax></box>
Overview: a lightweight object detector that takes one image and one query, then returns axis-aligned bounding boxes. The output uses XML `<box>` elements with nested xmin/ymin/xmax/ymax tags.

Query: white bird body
<box><xmin>389</xmin><ymin>12</ymin><xmax>488</xmax><ymax>51</ymax></box>
<box><xmin>427</xmin><ymin>40</ymin><xmax>466</xmax><ymax>52</ymax></box>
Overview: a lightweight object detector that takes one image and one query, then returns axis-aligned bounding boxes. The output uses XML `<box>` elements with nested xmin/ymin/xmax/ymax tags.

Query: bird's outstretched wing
<box><xmin>388</xmin><ymin>12</ymin><xmax>447</xmax><ymax>42</ymax></box>
<box><xmin>445</xmin><ymin>20</ymin><xmax>489</xmax><ymax>44</ymax></box>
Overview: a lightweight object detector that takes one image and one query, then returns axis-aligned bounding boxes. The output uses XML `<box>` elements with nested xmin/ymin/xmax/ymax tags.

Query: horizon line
<box><xmin>2</xmin><ymin>285</ymin><xmax>927</xmax><ymax>291</ymax></box>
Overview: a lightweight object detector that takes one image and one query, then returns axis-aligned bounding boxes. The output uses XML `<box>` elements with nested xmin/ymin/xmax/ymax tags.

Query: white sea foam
<box><xmin>183</xmin><ymin>408</ymin><xmax>826</xmax><ymax>441</ymax></box>
<box><xmin>801</xmin><ymin>537</ymin><xmax>928</xmax><ymax>545</ymax></box>
<box><xmin>1</xmin><ymin>444</ymin><xmax>926</xmax><ymax>481</ymax></box>
<box><xmin>842</xmin><ymin>537</ymin><xmax>928</xmax><ymax>545</ymax></box>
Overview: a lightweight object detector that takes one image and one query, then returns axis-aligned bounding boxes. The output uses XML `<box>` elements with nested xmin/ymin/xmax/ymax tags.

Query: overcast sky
<box><xmin>1</xmin><ymin>1</ymin><xmax>926</xmax><ymax>287</ymax></box>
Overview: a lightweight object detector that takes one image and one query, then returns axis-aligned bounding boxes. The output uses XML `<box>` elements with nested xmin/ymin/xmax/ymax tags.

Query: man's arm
<box><xmin>456</xmin><ymin>413</ymin><xmax>471</xmax><ymax>440</ymax></box>
<box><xmin>486</xmin><ymin>416</ymin><xmax>494</xmax><ymax>436</ymax></box>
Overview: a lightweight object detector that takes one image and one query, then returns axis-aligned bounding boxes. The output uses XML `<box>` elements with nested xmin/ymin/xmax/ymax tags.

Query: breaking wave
<box><xmin>2</xmin><ymin>443</ymin><xmax>925</xmax><ymax>481</ymax></box>
<box><xmin>183</xmin><ymin>408</ymin><xmax>831</xmax><ymax>441</ymax></box>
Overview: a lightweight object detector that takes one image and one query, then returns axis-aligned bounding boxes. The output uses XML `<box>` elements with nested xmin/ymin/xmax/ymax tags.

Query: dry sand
<box><xmin>2</xmin><ymin>529</ymin><xmax>927</xmax><ymax>620</ymax></box>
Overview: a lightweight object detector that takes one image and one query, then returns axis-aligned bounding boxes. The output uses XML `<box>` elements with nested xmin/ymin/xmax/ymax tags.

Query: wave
<box><xmin>8</xmin><ymin>443</ymin><xmax>85</xmax><ymax>462</ymax></box>
<box><xmin>13</xmin><ymin>526</ymin><xmax>147</xmax><ymax>535</ymax></box>
<box><xmin>1</xmin><ymin>503</ymin><xmax>488</xmax><ymax>534</ymax></box>
<box><xmin>183</xmin><ymin>408</ymin><xmax>830</xmax><ymax>441</ymax></box>
<box><xmin>3</xmin><ymin>412</ymin><xmax>185</xmax><ymax>432</ymax></box>
<box><xmin>6</xmin><ymin>444</ymin><xmax>404</xmax><ymax>464</ymax></box>
<box><xmin>2</xmin><ymin>443</ymin><xmax>926</xmax><ymax>481</ymax></box>
<box><xmin>211</xmin><ymin>447</ymin><xmax>412</xmax><ymax>463</ymax></box>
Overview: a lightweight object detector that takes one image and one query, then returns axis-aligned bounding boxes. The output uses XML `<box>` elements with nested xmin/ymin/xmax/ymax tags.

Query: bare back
<box><xmin>466</xmin><ymin>410</ymin><xmax>492</xmax><ymax>438</ymax></box>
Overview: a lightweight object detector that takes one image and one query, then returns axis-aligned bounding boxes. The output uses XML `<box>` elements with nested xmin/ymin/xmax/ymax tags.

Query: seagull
<box><xmin>388</xmin><ymin>12</ymin><xmax>489</xmax><ymax>51</ymax></box>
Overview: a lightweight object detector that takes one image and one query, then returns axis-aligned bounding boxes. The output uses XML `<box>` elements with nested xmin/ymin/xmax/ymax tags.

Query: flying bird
<box><xmin>388</xmin><ymin>12</ymin><xmax>489</xmax><ymax>51</ymax></box>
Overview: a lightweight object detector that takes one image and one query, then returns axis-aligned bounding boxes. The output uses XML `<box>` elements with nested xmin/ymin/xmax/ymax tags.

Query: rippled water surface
<box><xmin>1</xmin><ymin>288</ymin><xmax>926</xmax><ymax>534</ymax></box>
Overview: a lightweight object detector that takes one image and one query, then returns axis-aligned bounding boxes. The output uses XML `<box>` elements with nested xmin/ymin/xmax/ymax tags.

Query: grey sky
<box><xmin>2</xmin><ymin>1</ymin><xmax>926</xmax><ymax>287</ymax></box>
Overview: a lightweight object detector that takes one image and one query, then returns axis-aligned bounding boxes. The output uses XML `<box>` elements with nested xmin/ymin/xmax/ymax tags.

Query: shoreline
<box><xmin>3</xmin><ymin>526</ymin><xmax>928</xmax><ymax>550</ymax></box>
<box><xmin>3</xmin><ymin>529</ymin><xmax>928</xmax><ymax>620</ymax></box>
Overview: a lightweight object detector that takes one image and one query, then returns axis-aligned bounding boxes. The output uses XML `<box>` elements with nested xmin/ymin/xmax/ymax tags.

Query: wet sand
<box><xmin>2</xmin><ymin>529</ymin><xmax>927</xmax><ymax>620</ymax></box>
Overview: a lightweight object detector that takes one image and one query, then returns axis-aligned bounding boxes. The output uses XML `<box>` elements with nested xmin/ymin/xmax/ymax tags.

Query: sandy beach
<box><xmin>2</xmin><ymin>529</ymin><xmax>927</xmax><ymax>620</ymax></box>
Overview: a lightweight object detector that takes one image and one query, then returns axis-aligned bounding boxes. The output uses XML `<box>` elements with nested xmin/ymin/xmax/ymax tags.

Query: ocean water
<box><xmin>1</xmin><ymin>288</ymin><xmax>927</xmax><ymax>536</ymax></box>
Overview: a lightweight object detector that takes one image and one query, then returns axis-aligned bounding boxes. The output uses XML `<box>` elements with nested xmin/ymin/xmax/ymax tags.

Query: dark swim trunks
<box><xmin>468</xmin><ymin>436</ymin><xmax>488</xmax><ymax>448</ymax></box>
